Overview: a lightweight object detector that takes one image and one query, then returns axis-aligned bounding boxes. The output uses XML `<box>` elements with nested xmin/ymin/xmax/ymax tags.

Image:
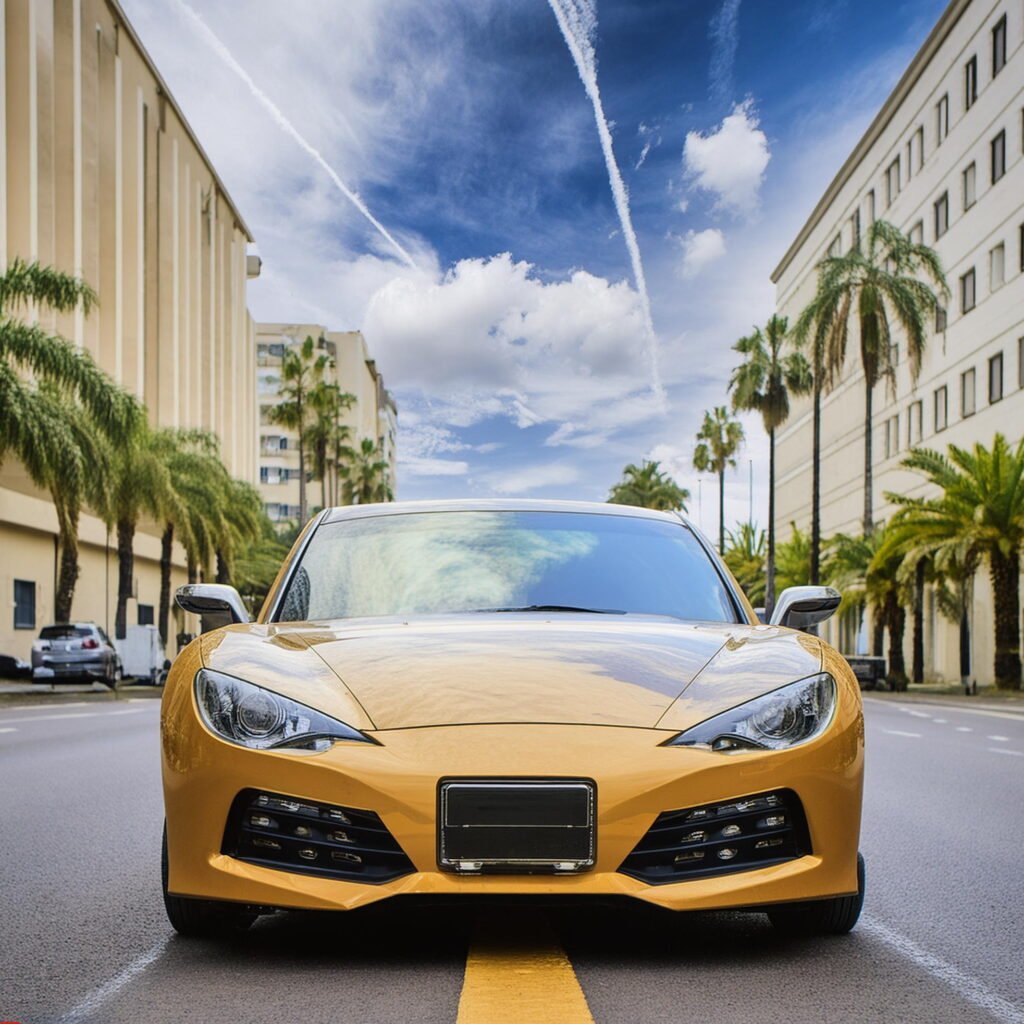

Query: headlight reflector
<box><xmin>667</xmin><ymin>673</ymin><xmax>836</xmax><ymax>752</ymax></box>
<box><xmin>194</xmin><ymin>669</ymin><xmax>374</xmax><ymax>751</ymax></box>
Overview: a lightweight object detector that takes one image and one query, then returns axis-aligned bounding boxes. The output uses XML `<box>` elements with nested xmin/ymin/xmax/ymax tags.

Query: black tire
<box><xmin>162</xmin><ymin>824</ymin><xmax>257</xmax><ymax>937</ymax></box>
<box><xmin>106</xmin><ymin>661</ymin><xmax>122</xmax><ymax>689</ymax></box>
<box><xmin>768</xmin><ymin>853</ymin><xmax>865</xmax><ymax>936</ymax></box>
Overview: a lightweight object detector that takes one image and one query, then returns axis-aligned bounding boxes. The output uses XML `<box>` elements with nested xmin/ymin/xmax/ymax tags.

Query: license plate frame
<box><xmin>437</xmin><ymin>778</ymin><xmax>596</xmax><ymax>874</ymax></box>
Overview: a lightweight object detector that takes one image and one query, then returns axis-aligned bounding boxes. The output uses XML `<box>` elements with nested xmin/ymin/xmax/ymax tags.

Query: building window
<box><xmin>990</xmin><ymin>243</ymin><xmax>1005</xmax><ymax>291</ymax></box>
<box><xmin>935</xmin><ymin>304</ymin><xmax>948</xmax><ymax>333</ymax></box>
<box><xmin>961</xmin><ymin>368</ymin><xmax>976</xmax><ymax>417</ymax></box>
<box><xmin>934</xmin><ymin>386</ymin><xmax>948</xmax><ymax>432</ymax></box>
<box><xmin>936</xmin><ymin>94</ymin><xmax>949</xmax><ymax>143</ymax></box>
<box><xmin>960</xmin><ymin>268</ymin><xmax>976</xmax><ymax>312</ymax></box>
<box><xmin>885</xmin><ymin>415</ymin><xmax>900</xmax><ymax>459</ymax></box>
<box><xmin>828</xmin><ymin>233</ymin><xmax>842</xmax><ymax>258</ymax></box>
<box><xmin>908</xmin><ymin>400</ymin><xmax>923</xmax><ymax>446</ymax></box>
<box><xmin>886</xmin><ymin>157</ymin><xmax>901</xmax><ymax>206</ymax></box>
<box><xmin>914</xmin><ymin>125</ymin><xmax>925</xmax><ymax>171</ymax></box>
<box><xmin>989</xmin><ymin>353</ymin><xmax>1004</xmax><ymax>404</ymax></box>
<box><xmin>992</xmin><ymin>15</ymin><xmax>1007</xmax><ymax>77</ymax></box>
<box><xmin>866</xmin><ymin>190</ymin><xmax>876</xmax><ymax>224</ymax></box>
<box><xmin>934</xmin><ymin>191</ymin><xmax>949</xmax><ymax>237</ymax></box>
<box><xmin>851</xmin><ymin>208</ymin><xmax>861</xmax><ymax>248</ymax></box>
<box><xmin>991</xmin><ymin>130</ymin><xmax>1006</xmax><ymax>184</ymax></box>
<box><xmin>890</xmin><ymin>343</ymin><xmax>899</xmax><ymax>368</ymax></box>
<box><xmin>964</xmin><ymin>55</ymin><xmax>978</xmax><ymax>110</ymax></box>
<box><xmin>963</xmin><ymin>163</ymin><xmax>976</xmax><ymax>209</ymax></box>
<box><xmin>1021</xmin><ymin>223</ymin><xmax>1024</xmax><ymax>272</ymax></box>
<box><xmin>13</xmin><ymin>580</ymin><xmax>36</xmax><ymax>630</ymax></box>
<box><xmin>138</xmin><ymin>604</ymin><xmax>155</xmax><ymax>627</ymax></box>
<box><xmin>909</xmin><ymin>221</ymin><xmax>924</xmax><ymax>245</ymax></box>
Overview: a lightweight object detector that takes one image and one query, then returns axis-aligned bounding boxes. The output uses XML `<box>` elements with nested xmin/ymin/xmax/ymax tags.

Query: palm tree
<box><xmin>268</xmin><ymin>335</ymin><xmax>330</xmax><ymax>524</ymax></box>
<box><xmin>693</xmin><ymin>406</ymin><xmax>744</xmax><ymax>553</ymax></box>
<box><xmin>775</xmin><ymin>523</ymin><xmax>812</xmax><ymax>592</ymax></box>
<box><xmin>723</xmin><ymin>521</ymin><xmax>766</xmax><ymax>608</ymax></box>
<box><xmin>340</xmin><ymin>438</ymin><xmax>393</xmax><ymax>504</ymax></box>
<box><xmin>887</xmin><ymin>435</ymin><xmax>1024</xmax><ymax>690</ymax></box>
<box><xmin>794</xmin><ymin>220</ymin><xmax>947</xmax><ymax>536</ymax></box>
<box><xmin>156</xmin><ymin>435</ymin><xmax>226</xmax><ymax>647</ymax></box>
<box><xmin>213</xmin><ymin>479</ymin><xmax>265</xmax><ymax>586</ymax></box>
<box><xmin>0</xmin><ymin>259</ymin><xmax>141</xmax><ymax>621</ymax></box>
<box><xmin>729</xmin><ymin>315</ymin><xmax>812</xmax><ymax>615</ymax></box>
<box><xmin>306</xmin><ymin>380</ymin><xmax>354</xmax><ymax>509</ymax></box>
<box><xmin>608</xmin><ymin>460</ymin><xmax>689</xmax><ymax>512</ymax></box>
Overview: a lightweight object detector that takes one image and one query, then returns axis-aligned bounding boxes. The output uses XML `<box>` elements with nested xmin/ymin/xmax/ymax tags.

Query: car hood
<box><xmin>201</xmin><ymin>615</ymin><xmax>824</xmax><ymax>731</ymax></box>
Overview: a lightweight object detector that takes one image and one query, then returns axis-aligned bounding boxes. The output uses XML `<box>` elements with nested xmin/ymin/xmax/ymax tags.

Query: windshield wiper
<box><xmin>473</xmin><ymin>604</ymin><xmax>627</xmax><ymax>615</ymax></box>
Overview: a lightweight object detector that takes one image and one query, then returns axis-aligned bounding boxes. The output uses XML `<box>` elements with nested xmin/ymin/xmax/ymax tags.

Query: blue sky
<box><xmin>126</xmin><ymin>0</ymin><xmax>947</xmax><ymax>534</ymax></box>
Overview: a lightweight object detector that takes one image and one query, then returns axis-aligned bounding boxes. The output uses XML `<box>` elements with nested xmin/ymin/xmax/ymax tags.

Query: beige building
<box><xmin>773</xmin><ymin>0</ymin><xmax>1023</xmax><ymax>682</ymax></box>
<box><xmin>256</xmin><ymin>324</ymin><xmax>397</xmax><ymax>522</ymax></box>
<box><xmin>1</xmin><ymin>0</ymin><xmax>258</xmax><ymax>661</ymax></box>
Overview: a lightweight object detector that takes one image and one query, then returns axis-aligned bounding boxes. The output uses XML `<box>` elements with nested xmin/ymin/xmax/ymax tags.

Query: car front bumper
<box><xmin>162</xmin><ymin>691</ymin><xmax>863</xmax><ymax>913</ymax></box>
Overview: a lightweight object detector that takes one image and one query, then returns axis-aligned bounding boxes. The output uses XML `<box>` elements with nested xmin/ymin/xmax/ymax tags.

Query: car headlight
<box><xmin>666</xmin><ymin>673</ymin><xmax>836</xmax><ymax>752</ymax></box>
<box><xmin>194</xmin><ymin>669</ymin><xmax>376</xmax><ymax>751</ymax></box>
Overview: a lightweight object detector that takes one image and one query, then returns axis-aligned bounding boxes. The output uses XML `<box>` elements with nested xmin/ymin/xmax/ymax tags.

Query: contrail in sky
<box><xmin>709</xmin><ymin>0</ymin><xmax>742</xmax><ymax>105</ymax></box>
<box><xmin>547</xmin><ymin>0</ymin><xmax>664</xmax><ymax>403</ymax></box>
<box><xmin>173</xmin><ymin>0</ymin><xmax>418</xmax><ymax>270</ymax></box>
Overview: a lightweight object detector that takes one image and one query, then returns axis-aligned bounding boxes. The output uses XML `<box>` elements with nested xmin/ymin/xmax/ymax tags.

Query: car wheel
<box><xmin>161</xmin><ymin>824</ymin><xmax>257</xmax><ymax>937</ymax></box>
<box><xmin>106</xmin><ymin>660</ymin><xmax>123</xmax><ymax>689</ymax></box>
<box><xmin>767</xmin><ymin>853</ymin><xmax>865</xmax><ymax>936</ymax></box>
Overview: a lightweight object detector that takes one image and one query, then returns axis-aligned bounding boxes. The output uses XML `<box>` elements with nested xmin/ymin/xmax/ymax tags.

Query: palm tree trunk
<box><xmin>959</xmin><ymin>598</ymin><xmax>971</xmax><ymax>685</ymax></box>
<box><xmin>187</xmin><ymin>553</ymin><xmax>198</xmax><ymax>585</ymax></box>
<box><xmin>718</xmin><ymin>467</ymin><xmax>725</xmax><ymax>554</ymax></box>
<box><xmin>990</xmin><ymin>548</ymin><xmax>1021</xmax><ymax>689</ymax></box>
<box><xmin>158</xmin><ymin>524</ymin><xmax>173</xmax><ymax>648</ymax></box>
<box><xmin>766</xmin><ymin>426</ymin><xmax>776</xmax><ymax>616</ymax></box>
<box><xmin>810</xmin><ymin>367</ymin><xmax>822</xmax><ymax>585</ymax></box>
<box><xmin>886</xmin><ymin>593</ymin><xmax>907</xmax><ymax>688</ymax></box>
<box><xmin>298</xmin><ymin>431</ymin><xmax>307</xmax><ymax>524</ymax></box>
<box><xmin>115</xmin><ymin>518</ymin><xmax>134</xmax><ymax>640</ymax></box>
<box><xmin>871</xmin><ymin>607</ymin><xmax>884</xmax><ymax>658</ymax></box>
<box><xmin>912</xmin><ymin>560</ymin><xmax>925</xmax><ymax>684</ymax></box>
<box><xmin>863</xmin><ymin>380</ymin><xmax>874</xmax><ymax>535</ymax></box>
<box><xmin>54</xmin><ymin>512</ymin><xmax>80</xmax><ymax>624</ymax></box>
<box><xmin>321</xmin><ymin>469</ymin><xmax>327</xmax><ymax>511</ymax></box>
<box><xmin>216</xmin><ymin>550</ymin><xmax>230</xmax><ymax>586</ymax></box>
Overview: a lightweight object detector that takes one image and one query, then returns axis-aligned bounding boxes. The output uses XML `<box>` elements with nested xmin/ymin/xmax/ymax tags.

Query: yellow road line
<box><xmin>457</xmin><ymin>910</ymin><xmax>594</xmax><ymax>1024</ymax></box>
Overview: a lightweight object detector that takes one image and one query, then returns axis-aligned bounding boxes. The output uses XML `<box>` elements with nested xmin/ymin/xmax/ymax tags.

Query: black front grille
<box><xmin>222</xmin><ymin>789</ymin><xmax>415</xmax><ymax>884</ymax></box>
<box><xmin>618</xmin><ymin>789</ymin><xmax>809</xmax><ymax>885</ymax></box>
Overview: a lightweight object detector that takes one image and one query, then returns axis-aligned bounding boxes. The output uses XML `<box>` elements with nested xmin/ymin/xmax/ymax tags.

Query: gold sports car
<box><xmin>163</xmin><ymin>500</ymin><xmax>864</xmax><ymax>937</ymax></box>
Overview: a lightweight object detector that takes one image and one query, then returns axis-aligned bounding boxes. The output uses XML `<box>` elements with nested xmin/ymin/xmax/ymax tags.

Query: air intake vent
<box><xmin>618</xmin><ymin>789</ymin><xmax>809</xmax><ymax>885</ymax></box>
<box><xmin>223</xmin><ymin>789</ymin><xmax>415</xmax><ymax>884</ymax></box>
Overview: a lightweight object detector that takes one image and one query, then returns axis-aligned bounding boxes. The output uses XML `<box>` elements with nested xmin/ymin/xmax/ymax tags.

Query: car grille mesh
<box><xmin>617</xmin><ymin>789</ymin><xmax>809</xmax><ymax>884</ymax></box>
<box><xmin>222</xmin><ymin>788</ymin><xmax>415</xmax><ymax>884</ymax></box>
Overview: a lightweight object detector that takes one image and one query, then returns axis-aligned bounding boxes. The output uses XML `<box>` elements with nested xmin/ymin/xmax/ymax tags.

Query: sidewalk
<box><xmin>864</xmin><ymin>688</ymin><xmax>1024</xmax><ymax>716</ymax></box>
<box><xmin>0</xmin><ymin>679</ymin><xmax>162</xmax><ymax>707</ymax></box>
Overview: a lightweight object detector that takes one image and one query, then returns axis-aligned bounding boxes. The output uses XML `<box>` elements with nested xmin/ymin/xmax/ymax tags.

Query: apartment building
<box><xmin>772</xmin><ymin>0</ymin><xmax>1024</xmax><ymax>682</ymax></box>
<box><xmin>256</xmin><ymin>324</ymin><xmax>397</xmax><ymax>522</ymax></box>
<box><xmin>1</xmin><ymin>0</ymin><xmax>259</xmax><ymax>660</ymax></box>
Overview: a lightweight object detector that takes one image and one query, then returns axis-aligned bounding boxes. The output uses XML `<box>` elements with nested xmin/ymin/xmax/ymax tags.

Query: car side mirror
<box><xmin>769</xmin><ymin>586</ymin><xmax>841</xmax><ymax>630</ymax></box>
<box><xmin>175</xmin><ymin>584</ymin><xmax>250</xmax><ymax>634</ymax></box>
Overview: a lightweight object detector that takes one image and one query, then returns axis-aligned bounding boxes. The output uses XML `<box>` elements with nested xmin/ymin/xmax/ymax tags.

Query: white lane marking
<box><xmin>872</xmin><ymin>701</ymin><xmax>1024</xmax><ymax>723</ymax></box>
<box><xmin>57</xmin><ymin>934</ymin><xmax>171</xmax><ymax>1024</ymax></box>
<box><xmin>956</xmin><ymin>726</ymin><xmax>973</xmax><ymax>732</ymax></box>
<box><xmin>905</xmin><ymin>710</ymin><xmax>932</xmax><ymax>719</ymax></box>
<box><xmin>988</xmin><ymin>735</ymin><xmax>1010</xmax><ymax>742</ymax></box>
<box><xmin>933</xmin><ymin>718</ymin><xmax>947</xmax><ymax>724</ymax></box>
<box><xmin>988</xmin><ymin>748</ymin><xmax>1024</xmax><ymax>757</ymax></box>
<box><xmin>861</xmin><ymin>916</ymin><xmax>1024</xmax><ymax>1024</ymax></box>
<box><xmin>0</xmin><ymin>726</ymin><xmax>16</xmax><ymax>733</ymax></box>
<box><xmin>0</xmin><ymin>708</ymin><xmax>145</xmax><ymax>726</ymax></box>
<box><xmin>883</xmin><ymin>729</ymin><xmax>922</xmax><ymax>738</ymax></box>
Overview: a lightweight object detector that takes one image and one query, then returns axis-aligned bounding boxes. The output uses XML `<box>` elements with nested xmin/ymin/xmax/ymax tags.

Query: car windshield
<box><xmin>276</xmin><ymin>510</ymin><xmax>738</xmax><ymax>623</ymax></box>
<box><xmin>39</xmin><ymin>625</ymin><xmax>91</xmax><ymax>639</ymax></box>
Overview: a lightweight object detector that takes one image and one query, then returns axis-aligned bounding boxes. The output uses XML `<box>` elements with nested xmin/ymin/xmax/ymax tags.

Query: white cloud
<box><xmin>683</xmin><ymin>99</ymin><xmax>770</xmax><ymax>215</ymax></box>
<box><xmin>708</xmin><ymin>0</ymin><xmax>742</xmax><ymax>105</ymax></box>
<box><xmin>678</xmin><ymin>228</ymin><xmax>727</xmax><ymax>278</ymax></box>
<box><xmin>486</xmin><ymin>463</ymin><xmax>581</xmax><ymax>495</ymax></box>
<box><xmin>400</xmin><ymin>456</ymin><xmax>470</xmax><ymax>477</ymax></box>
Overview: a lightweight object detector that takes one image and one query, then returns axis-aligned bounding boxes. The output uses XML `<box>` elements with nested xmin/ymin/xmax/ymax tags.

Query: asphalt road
<box><xmin>1</xmin><ymin>695</ymin><xmax>1022</xmax><ymax>1024</ymax></box>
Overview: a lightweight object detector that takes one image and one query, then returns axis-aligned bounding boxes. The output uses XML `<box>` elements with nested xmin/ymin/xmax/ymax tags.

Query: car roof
<box><xmin>322</xmin><ymin>499</ymin><xmax>691</xmax><ymax>527</ymax></box>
